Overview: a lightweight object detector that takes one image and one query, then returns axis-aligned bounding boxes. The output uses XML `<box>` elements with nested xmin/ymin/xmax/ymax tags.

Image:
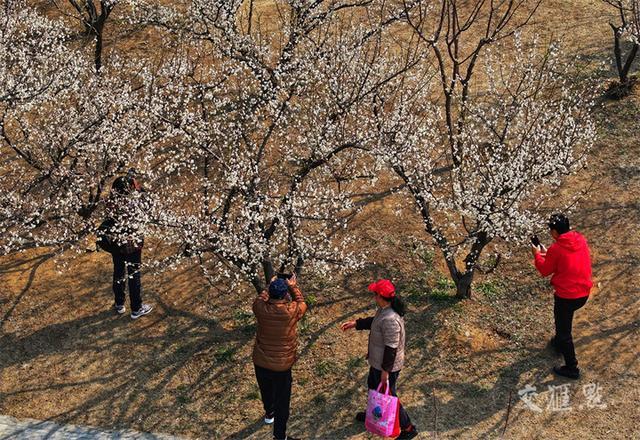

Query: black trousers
<box><xmin>254</xmin><ymin>364</ymin><xmax>292</xmax><ymax>440</ymax></box>
<box><xmin>112</xmin><ymin>250</ymin><xmax>142</xmax><ymax>312</ymax></box>
<box><xmin>367</xmin><ymin>367</ymin><xmax>412</xmax><ymax>430</ymax></box>
<box><xmin>553</xmin><ymin>295</ymin><xmax>588</xmax><ymax>368</ymax></box>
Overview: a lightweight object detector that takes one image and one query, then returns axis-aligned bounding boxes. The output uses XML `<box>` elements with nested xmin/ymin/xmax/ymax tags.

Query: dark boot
<box><xmin>397</xmin><ymin>425</ymin><xmax>419</xmax><ymax>439</ymax></box>
<box><xmin>553</xmin><ymin>365</ymin><xmax>580</xmax><ymax>380</ymax></box>
<box><xmin>355</xmin><ymin>411</ymin><xmax>366</xmax><ymax>422</ymax></box>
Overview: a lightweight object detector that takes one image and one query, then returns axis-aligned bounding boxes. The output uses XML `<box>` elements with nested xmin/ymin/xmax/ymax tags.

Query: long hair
<box><xmin>384</xmin><ymin>295</ymin><xmax>406</xmax><ymax>317</ymax></box>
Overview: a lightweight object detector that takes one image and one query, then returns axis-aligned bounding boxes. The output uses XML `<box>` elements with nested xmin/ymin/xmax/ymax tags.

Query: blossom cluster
<box><xmin>0</xmin><ymin>1</ymin><xmax>597</xmax><ymax>294</ymax></box>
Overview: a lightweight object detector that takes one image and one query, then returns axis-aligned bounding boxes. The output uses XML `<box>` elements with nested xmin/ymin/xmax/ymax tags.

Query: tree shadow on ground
<box><xmin>0</xmin><ymin>258</ymin><xmax>457</xmax><ymax>439</ymax></box>
<box><xmin>0</xmin><ymin>252</ymin><xmax>54</xmax><ymax>333</ymax></box>
<box><xmin>1</xmin><ymin>223</ymin><xmax>638</xmax><ymax>440</ymax></box>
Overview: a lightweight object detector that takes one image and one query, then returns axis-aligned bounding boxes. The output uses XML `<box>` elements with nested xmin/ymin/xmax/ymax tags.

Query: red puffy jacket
<box><xmin>534</xmin><ymin>231</ymin><xmax>593</xmax><ymax>299</ymax></box>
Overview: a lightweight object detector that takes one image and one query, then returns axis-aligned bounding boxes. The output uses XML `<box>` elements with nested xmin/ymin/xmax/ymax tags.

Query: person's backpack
<box><xmin>96</xmin><ymin>218</ymin><xmax>117</xmax><ymax>253</ymax></box>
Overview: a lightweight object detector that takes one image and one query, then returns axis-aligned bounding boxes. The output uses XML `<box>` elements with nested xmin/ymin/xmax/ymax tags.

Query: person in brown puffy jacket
<box><xmin>252</xmin><ymin>274</ymin><xmax>307</xmax><ymax>440</ymax></box>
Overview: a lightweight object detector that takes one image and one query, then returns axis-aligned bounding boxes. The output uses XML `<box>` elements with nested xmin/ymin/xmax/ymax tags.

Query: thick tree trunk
<box><xmin>453</xmin><ymin>271</ymin><xmax>474</xmax><ymax>300</ymax></box>
<box><xmin>262</xmin><ymin>260</ymin><xmax>274</xmax><ymax>286</ymax></box>
<box><xmin>94</xmin><ymin>23</ymin><xmax>104</xmax><ymax>73</ymax></box>
<box><xmin>612</xmin><ymin>24</ymin><xmax>626</xmax><ymax>83</ymax></box>
<box><xmin>611</xmin><ymin>24</ymin><xmax>638</xmax><ymax>85</ymax></box>
<box><xmin>250</xmin><ymin>276</ymin><xmax>264</xmax><ymax>294</ymax></box>
<box><xmin>442</xmin><ymin>231</ymin><xmax>489</xmax><ymax>300</ymax></box>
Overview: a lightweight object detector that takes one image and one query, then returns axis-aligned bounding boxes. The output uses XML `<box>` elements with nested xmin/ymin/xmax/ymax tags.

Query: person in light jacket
<box><xmin>341</xmin><ymin>279</ymin><xmax>418</xmax><ymax>440</ymax></box>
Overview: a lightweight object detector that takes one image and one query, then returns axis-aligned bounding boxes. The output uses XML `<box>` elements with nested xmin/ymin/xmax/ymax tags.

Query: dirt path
<box><xmin>0</xmin><ymin>414</ymin><xmax>182</xmax><ymax>440</ymax></box>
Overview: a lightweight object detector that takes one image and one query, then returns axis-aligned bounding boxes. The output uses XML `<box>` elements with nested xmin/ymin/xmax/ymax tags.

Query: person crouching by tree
<box><xmin>340</xmin><ymin>279</ymin><xmax>418</xmax><ymax>440</ymax></box>
<box><xmin>252</xmin><ymin>274</ymin><xmax>307</xmax><ymax>440</ymax></box>
<box><xmin>106</xmin><ymin>173</ymin><xmax>152</xmax><ymax>319</ymax></box>
<box><xmin>532</xmin><ymin>213</ymin><xmax>592</xmax><ymax>379</ymax></box>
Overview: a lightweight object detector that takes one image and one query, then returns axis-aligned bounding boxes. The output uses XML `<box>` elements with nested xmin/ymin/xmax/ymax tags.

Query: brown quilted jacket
<box><xmin>252</xmin><ymin>286</ymin><xmax>307</xmax><ymax>372</ymax></box>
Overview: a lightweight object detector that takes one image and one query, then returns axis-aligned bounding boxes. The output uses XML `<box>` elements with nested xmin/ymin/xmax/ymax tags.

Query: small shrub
<box><xmin>346</xmin><ymin>356</ymin><xmax>365</xmax><ymax>370</ymax></box>
<box><xmin>299</xmin><ymin>315</ymin><xmax>311</xmax><ymax>335</ymax></box>
<box><xmin>312</xmin><ymin>393</ymin><xmax>327</xmax><ymax>406</ymax></box>
<box><xmin>315</xmin><ymin>359</ymin><xmax>337</xmax><ymax>377</ymax></box>
<box><xmin>436</xmin><ymin>276</ymin><xmax>455</xmax><ymax>290</ymax></box>
<box><xmin>428</xmin><ymin>290</ymin><xmax>456</xmax><ymax>301</ymax></box>
<box><xmin>215</xmin><ymin>345</ymin><xmax>236</xmax><ymax>363</ymax></box>
<box><xmin>305</xmin><ymin>293</ymin><xmax>317</xmax><ymax>307</ymax></box>
<box><xmin>476</xmin><ymin>280</ymin><xmax>503</xmax><ymax>299</ymax></box>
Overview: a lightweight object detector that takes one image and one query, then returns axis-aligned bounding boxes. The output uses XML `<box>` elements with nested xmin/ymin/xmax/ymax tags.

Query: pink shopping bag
<box><xmin>365</xmin><ymin>381</ymin><xmax>401</xmax><ymax>438</ymax></box>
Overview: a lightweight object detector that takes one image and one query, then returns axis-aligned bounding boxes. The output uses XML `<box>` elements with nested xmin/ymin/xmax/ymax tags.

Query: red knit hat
<box><xmin>368</xmin><ymin>279</ymin><xmax>396</xmax><ymax>299</ymax></box>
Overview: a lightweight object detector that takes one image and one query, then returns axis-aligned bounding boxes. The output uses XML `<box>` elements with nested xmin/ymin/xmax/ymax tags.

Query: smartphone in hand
<box><xmin>530</xmin><ymin>235</ymin><xmax>541</xmax><ymax>247</ymax></box>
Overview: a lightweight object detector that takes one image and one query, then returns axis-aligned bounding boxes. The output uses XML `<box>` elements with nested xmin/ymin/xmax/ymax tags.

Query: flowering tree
<box><xmin>1</xmin><ymin>0</ymin><xmax>597</xmax><ymax>301</ymax></box>
<box><xmin>369</xmin><ymin>1</ymin><xmax>597</xmax><ymax>298</ymax></box>
<box><xmin>137</xmin><ymin>0</ymin><xmax>424</xmax><ymax>292</ymax></box>
<box><xmin>0</xmin><ymin>2</ymin><xmax>158</xmax><ymax>255</ymax></box>
<box><xmin>2</xmin><ymin>0</ymin><xmax>423</xmax><ymax>290</ymax></box>
<box><xmin>50</xmin><ymin>0</ymin><xmax>120</xmax><ymax>72</ymax></box>
<box><xmin>602</xmin><ymin>0</ymin><xmax>640</xmax><ymax>95</ymax></box>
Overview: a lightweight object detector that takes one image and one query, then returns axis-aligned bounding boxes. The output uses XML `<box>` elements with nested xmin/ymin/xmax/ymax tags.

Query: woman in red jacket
<box><xmin>532</xmin><ymin>213</ymin><xmax>592</xmax><ymax>379</ymax></box>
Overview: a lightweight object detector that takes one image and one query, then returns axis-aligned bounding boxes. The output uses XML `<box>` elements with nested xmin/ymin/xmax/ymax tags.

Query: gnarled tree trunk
<box><xmin>611</xmin><ymin>23</ymin><xmax>639</xmax><ymax>84</ymax></box>
<box><xmin>453</xmin><ymin>270</ymin><xmax>474</xmax><ymax>299</ymax></box>
<box><xmin>442</xmin><ymin>231</ymin><xmax>490</xmax><ymax>300</ymax></box>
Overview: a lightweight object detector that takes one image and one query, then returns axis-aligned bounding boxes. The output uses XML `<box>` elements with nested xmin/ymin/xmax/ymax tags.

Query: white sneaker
<box><xmin>264</xmin><ymin>413</ymin><xmax>274</xmax><ymax>424</ymax></box>
<box><xmin>131</xmin><ymin>304</ymin><xmax>153</xmax><ymax>319</ymax></box>
<box><xmin>113</xmin><ymin>304</ymin><xmax>126</xmax><ymax>314</ymax></box>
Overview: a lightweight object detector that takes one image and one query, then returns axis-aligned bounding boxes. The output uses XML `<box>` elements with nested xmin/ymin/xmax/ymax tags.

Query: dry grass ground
<box><xmin>1</xmin><ymin>1</ymin><xmax>639</xmax><ymax>439</ymax></box>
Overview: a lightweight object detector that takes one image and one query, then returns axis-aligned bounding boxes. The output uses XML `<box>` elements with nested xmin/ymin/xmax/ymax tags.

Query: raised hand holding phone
<box><xmin>530</xmin><ymin>235</ymin><xmax>541</xmax><ymax>247</ymax></box>
<box><xmin>286</xmin><ymin>273</ymin><xmax>297</xmax><ymax>287</ymax></box>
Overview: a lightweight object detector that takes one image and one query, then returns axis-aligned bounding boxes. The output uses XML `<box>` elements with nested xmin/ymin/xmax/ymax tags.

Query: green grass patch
<box><xmin>476</xmin><ymin>280</ymin><xmax>503</xmax><ymax>298</ymax></box>
<box><xmin>214</xmin><ymin>345</ymin><xmax>236</xmax><ymax>363</ymax></box>
<box><xmin>346</xmin><ymin>356</ymin><xmax>365</xmax><ymax>370</ymax></box>
<box><xmin>312</xmin><ymin>393</ymin><xmax>327</xmax><ymax>406</ymax></box>
<box><xmin>299</xmin><ymin>315</ymin><xmax>311</xmax><ymax>335</ymax></box>
<box><xmin>315</xmin><ymin>359</ymin><xmax>337</xmax><ymax>377</ymax></box>
<box><xmin>305</xmin><ymin>293</ymin><xmax>317</xmax><ymax>307</ymax></box>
